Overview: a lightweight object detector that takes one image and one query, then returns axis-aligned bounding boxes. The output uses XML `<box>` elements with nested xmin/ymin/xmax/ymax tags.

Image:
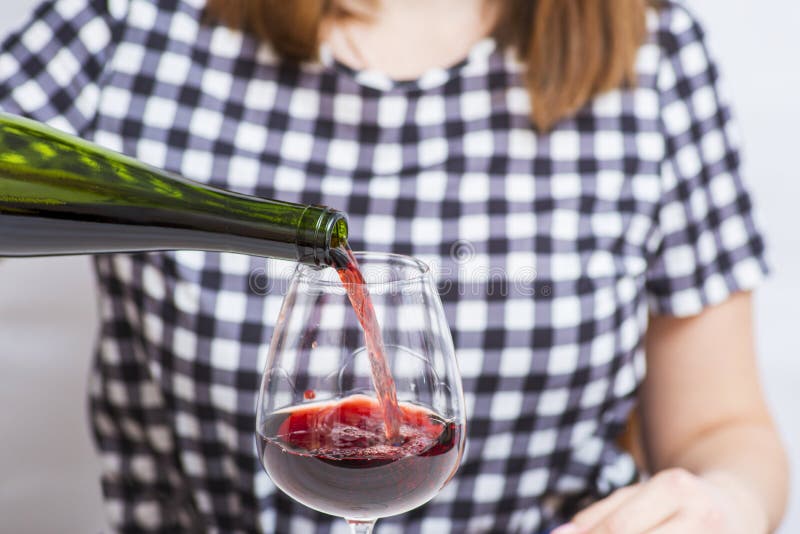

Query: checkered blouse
<box><xmin>0</xmin><ymin>0</ymin><xmax>769</xmax><ymax>532</ymax></box>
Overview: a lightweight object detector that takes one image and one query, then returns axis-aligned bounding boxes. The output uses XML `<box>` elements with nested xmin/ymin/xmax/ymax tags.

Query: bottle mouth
<box><xmin>327</xmin><ymin>215</ymin><xmax>348</xmax><ymax>251</ymax></box>
<box><xmin>295</xmin><ymin>206</ymin><xmax>349</xmax><ymax>266</ymax></box>
<box><xmin>316</xmin><ymin>209</ymin><xmax>348</xmax><ymax>266</ymax></box>
<box><xmin>297</xmin><ymin>251</ymin><xmax>432</xmax><ymax>289</ymax></box>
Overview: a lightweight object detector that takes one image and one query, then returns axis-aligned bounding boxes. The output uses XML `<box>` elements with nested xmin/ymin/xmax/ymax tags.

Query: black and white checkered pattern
<box><xmin>0</xmin><ymin>1</ymin><xmax>769</xmax><ymax>532</ymax></box>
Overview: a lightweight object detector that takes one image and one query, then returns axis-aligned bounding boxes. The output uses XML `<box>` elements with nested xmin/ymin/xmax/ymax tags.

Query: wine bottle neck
<box><xmin>0</xmin><ymin>112</ymin><xmax>350</xmax><ymax>264</ymax></box>
<box><xmin>295</xmin><ymin>205</ymin><xmax>348</xmax><ymax>266</ymax></box>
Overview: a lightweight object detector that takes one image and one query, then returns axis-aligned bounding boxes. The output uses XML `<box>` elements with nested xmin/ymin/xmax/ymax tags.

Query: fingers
<box><xmin>643</xmin><ymin>516</ymin><xmax>695</xmax><ymax>534</ymax></box>
<box><xmin>567</xmin><ymin>484</ymin><xmax>640</xmax><ymax>527</ymax></box>
<box><xmin>556</xmin><ymin>469</ymin><xmax>711</xmax><ymax>534</ymax></box>
<box><xmin>579</xmin><ymin>470</ymin><xmax>689</xmax><ymax>533</ymax></box>
<box><xmin>554</xmin><ymin>468</ymin><xmax>743</xmax><ymax>534</ymax></box>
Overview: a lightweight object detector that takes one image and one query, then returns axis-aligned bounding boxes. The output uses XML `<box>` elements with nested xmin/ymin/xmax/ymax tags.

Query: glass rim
<box><xmin>296</xmin><ymin>251</ymin><xmax>432</xmax><ymax>288</ymax></box>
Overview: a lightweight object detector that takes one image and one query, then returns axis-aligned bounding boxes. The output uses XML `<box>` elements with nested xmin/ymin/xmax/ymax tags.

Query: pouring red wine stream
<box><xmin>330</xmin><ymin>244</ymin><xmax>403</xmax><ymax>443</ymax></box>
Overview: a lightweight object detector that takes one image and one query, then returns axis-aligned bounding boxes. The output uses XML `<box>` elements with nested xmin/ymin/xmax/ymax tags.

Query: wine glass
<box><xmin>256</xmin><ymin>252</ymin><xmax>466</xmax><ymax>534</ymax></box>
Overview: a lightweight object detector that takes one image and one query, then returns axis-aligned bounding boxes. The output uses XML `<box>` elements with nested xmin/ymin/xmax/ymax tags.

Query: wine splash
<box><xmin>257</xmin><ymin>395</ymin><xmax>461</xmax><ymax>519</ymax></box>
<box><xmin>329</xmin><ymin>244</ymin><xmax>403</xmax><ymax>443</ymax></box>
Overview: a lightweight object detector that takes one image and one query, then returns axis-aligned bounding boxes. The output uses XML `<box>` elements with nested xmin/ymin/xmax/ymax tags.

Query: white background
<box><xmin>1</xmin><ymin>1</ymin><xmax>797</xmax><ymax>532</ymax></box>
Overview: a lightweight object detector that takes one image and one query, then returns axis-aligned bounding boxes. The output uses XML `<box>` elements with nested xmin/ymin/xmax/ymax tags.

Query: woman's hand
<box><xmin>552</xmin><ymin>468</ymin><xmax>769</xmax><ymax>534</ymax></box>
<box><xmin>557</xmin><ymin>292</ymin><xmax>788</xmax><ymax>534</ymax></box>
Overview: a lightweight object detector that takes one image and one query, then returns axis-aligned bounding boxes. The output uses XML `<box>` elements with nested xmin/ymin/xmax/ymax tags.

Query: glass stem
<box><xmin>346</xmin><ymin>519</ymin><xmax>376</xmax><ymax>534</ymax></box>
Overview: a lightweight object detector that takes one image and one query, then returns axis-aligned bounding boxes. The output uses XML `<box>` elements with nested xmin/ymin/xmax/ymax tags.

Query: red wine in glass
<box><xmin>258</xmin><ymin>251</ymin><xmax>466</xmax><ymax>531</ymax></box>
<box><xmin>257</xmin><ymin>395</ymin><xmax>462</xmax><ymax>520</ymax></box>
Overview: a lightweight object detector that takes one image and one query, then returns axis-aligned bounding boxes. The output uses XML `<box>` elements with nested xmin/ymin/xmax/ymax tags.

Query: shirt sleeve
<box><xmin>645</xmin><ymin>3</ymin><xmax>769</xmax><ymax>316</ymax></box>
<box><xmin>0</xmin><ymin>0</ymin><xmax>128</xmax><ymax>135</ymax></box>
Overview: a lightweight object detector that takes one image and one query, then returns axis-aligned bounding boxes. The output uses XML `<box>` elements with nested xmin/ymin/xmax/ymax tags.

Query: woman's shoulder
<box><xmin>637</xmin><ymin>0</ymin><xmax>722</xmax><ymax>95</ymax></box>
<box><xmin>647</xmin><ymin>0</ymin><xmax>708</xmax><ymax>52</ymax></box>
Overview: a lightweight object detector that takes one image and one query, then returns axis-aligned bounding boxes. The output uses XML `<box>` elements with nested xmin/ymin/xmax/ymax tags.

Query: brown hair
<box><xmin>205</xmin><ymin>0</ymin><xmax>647</xmax><ymax>130</ymax></box>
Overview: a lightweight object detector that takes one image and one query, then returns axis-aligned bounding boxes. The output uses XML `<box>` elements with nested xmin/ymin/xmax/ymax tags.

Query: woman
<box><xmin>0</xmin><ymin>0</ymin><xmax>788</xmax><ymax>532</ymax></box>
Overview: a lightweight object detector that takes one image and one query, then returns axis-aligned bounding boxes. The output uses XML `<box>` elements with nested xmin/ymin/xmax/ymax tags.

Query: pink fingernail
<box><xmin>552</xmin><ymin>524</ymin><xmax>582</xmax><ymax>534</ymax></box>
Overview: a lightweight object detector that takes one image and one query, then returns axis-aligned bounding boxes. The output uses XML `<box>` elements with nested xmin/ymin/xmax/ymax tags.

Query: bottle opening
<box><xmin>295</xmin><ymin>206</ymin><xmax>349</xmax><ymax>266</ymax></box>
<box><xmin>329</xmin><ymin>217</ymin><xmax>348</xmax><ymax>251</ymax></box>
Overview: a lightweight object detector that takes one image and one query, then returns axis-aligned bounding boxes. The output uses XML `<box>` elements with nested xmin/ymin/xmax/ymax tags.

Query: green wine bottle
<box><xmin>0</xmin><ymin>113</ymin><xmax>348</xmax><ymax>265</ymax></box>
